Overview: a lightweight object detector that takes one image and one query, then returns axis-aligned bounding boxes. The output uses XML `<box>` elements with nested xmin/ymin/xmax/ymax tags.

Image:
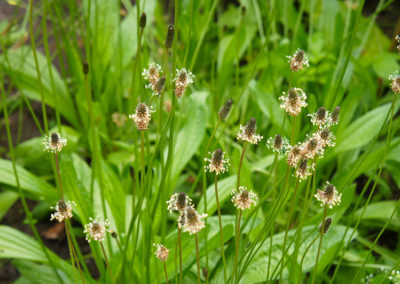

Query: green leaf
<box><xmin>243</xmin><ymin>225</ymin><xmax>357</xmax><ymax>282</ymax></box>
<box><xmin>0</xmin><ymin>47</ymin><xmax>79</xmax><ymax>127</ymax></box>
<box><xmin>335</xmin><ymin>103</ymin><xmax>394</xmax><ymax>153</ymax></box>
<box><xmin>0</xmin><ymin>190</ymin><xmax>18</xmax><ymax>221</ymax></box>
<box><xmin>198</xmin><ymin>175</ymin><xmax>236</xmax><ymax>215</ymax></box>
<box><xmin>170</xmin><ymin>92</ymin><xmax>209</xmax><ymax>179</ymax></box>
<box><xmin>355</xmin><ymin>201</ymin><xmax>400</xmax><ymax>227</ymax></box>
<box><xmin>0</xmin><ymin>159</ymin><xmax>57</xmax><ymax>201</ymax></box>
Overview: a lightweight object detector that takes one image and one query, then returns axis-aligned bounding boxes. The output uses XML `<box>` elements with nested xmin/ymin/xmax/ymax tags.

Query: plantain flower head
<box><xmin>50</xmin><ymin>200</ymin><xmax>75</xmax><ymax>222</ymax></box>
<box><xmin>129</xmin><ymin>103</ymin><xmax>154</xmax><ymax>131</ymax></box>
<box><xmin>167</xmin><ymin>193</ymin><xmax>192</xmax><ymax>213</ymax></box>
<box><xmin>84</xmin><ymin>217</ymin><xmax>110</xmax><ymax>242</ymax></box>
<box><xmin>266</xmin><ymin>134</ymin><xmax>290</xmax><ymax>155</ymax></box>
<box><xmin>154</xmin><ymin>243</ymin><xmax>169</xmax><ymax>262</ymax></box>
<box><xmin>314</xmin><ymin>182</ymin><xmax>342</xmax><ymax>209</ymax></box>
<box><xmin>142</xmin><ymin>63</ymin><xmax>162</xmax><ymax>90</ymax></box>
<box><xmin>173</xmin><ymin>68</ymin><xmax>194</xmax><ymax>99</ymax></box>
<box><xmin>308</xmin><ymin>107</ymin><xmax>332</xmax><ymax>127</ymax></box>
<box><xmin>279</xmin><ymin>88</ymin><xmax>307</xmax><ymax>116</ymax></box>
<box><xmin>389</xmin><ymin>71</ymin><xmax>400</xmax><ymax>94</ymax></box>
<box><xmin>287</xmin><ymin>49</ymin><xmax>309</xmax><ymax>72</ymax></box>
<box><xmin>204</xmin><ymin>149</ymin><xmax>230</xmax><ymax>175</ymax></box>
<box><xmin>231</xmin><ymin>186</ymin><xmax>258</xmax><ymax>210</ymax></box>
<box><xmin>180</xmin><ymin>206</ymin><xmax>207</xmax><ymax>235</ymax></box>
<box><xmin>237</xmin><ymin>118</ymin><xmax>263</xmax><ymax>144</ymax></box>
<box><xmin>295</xmin><ymin>159</ymin><xmax>315</xmax><ymax>181</ymax></box>
<box><xmin>43</xmin><ymin>133</ymin><xmax>67</xmax><ymax>153</ymax></box>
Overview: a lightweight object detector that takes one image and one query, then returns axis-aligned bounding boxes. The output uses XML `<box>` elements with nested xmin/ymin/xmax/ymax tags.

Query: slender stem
<box><xmin>299</xmin><ymin>234</ymin><xmax>320</xmax><ymax>280</ymax></box>
<box><xmin>29</xmin><ymin>0</ymin><xmax>49</xmax><ymax>133</ymax></box>
<box><xmin>0</xmin><ymin>68</ymin><xmax>63</xmax><ymax>283</ymax></box>
<box><xmin>214</xmin><ymin>174</ymin><xmax>227</xmax><ymax>283</ymax></box>
<box><xmin>311</xmin><ymin>205</ymin><xmax>328</xmax><ymax>284</ymax></box>
<box><xmin>178</xmin><ymin>228</ymin><xmax>183</xmax><ymax>284</ymax></box>
<box><xmin>163</xmin><ymin>262</ymin><xmax>169</xmax><ymax>284</ymax></box>
<box><xmin>100</xmin><ymin>242</ymin><xmax>114</xmax><ymax>284</ymax></box>
<box><xmin>232</xmin><ymin>210</ymin><xmax>243</xmax><ymax>284</ymax></box>
<box><xmin>237</xmin><ymin>143</ymin><xmax>248</xmax><ymax>188</ymax></box>
<box><xmin>55</xmin><ymin>153</ymin><xmax>64</xmax><ymax>199</ymax></box>
<box><xmin>290</xmin><ymin>115</ymin><xmax>296</xmax><ymax>144</ymax></box>
<box><xmin>195</xmin><ymin>234</ymin><xmax>201</xmax><ymax>284</ymax></box>
<box><xmin>65</xmin><ymin>221</ymin><xmax>86</xmax><ymax>284</ymax></box>
<box><xmin>279</xmin><ymin>178</ymin><xmax>300</xmax><ymax>281</ymax></box>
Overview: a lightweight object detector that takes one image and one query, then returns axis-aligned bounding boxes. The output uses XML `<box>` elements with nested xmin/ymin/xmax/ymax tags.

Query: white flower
<box><xmin>167</xmin><ymin>193</ymin><xmax>192</xmax><ymax>213</ymax></box>
<box><xmin>231</xmin><ymin>186</ymin><xmax>258</xmax><ymax>210</ymax></box>
<box><xmin>236</xmin><ymin>118</ymin><xmax>263</xmax><ymax>144</ymax></box>
<box><xmin>286</xmin><ymin>49</ymin><xmax>309</xmax><ymax>72</ymax></box>
<box><xmin>266</xmin><ymin>134</ymin><xmax>290</xmax><ymax>155</ymax></box>
<box><xmin>314</xmin><ymin>182</ymin><xmax>342</xmax><ymax>209</ymax></box>
<box><xmin>180</xmin><ymin>206</ymin><xmax>207</xmax><ymax>234</ymax></box>
<box><xmin>50</xmin><ymin>200</ymin><xmax>75</xmax><ymax>222</ymax></box>
<box><xmin>154</xmin><ymin>243</ymin><xmax>169</xmax><ymax>262</ymax></box>
<box><xmin>173</xmin><ymin>68</ymin><xmax>194</xmax><ymax>98</ymax></box>
<box><xmin>129</xmin><ymin>103</ymin><xmax>154</xmax><ymax>131</ymax></box>
<box><xmin>204</xmin><ymin>149</ymin><xmax>230</xmax><ymax>175</ymax></box>
<box><xmin>279</xmin><ymin>88</ymin><xmax>307</xmax><ymax>116</ymax></box>
<box><xmin>83</xmin><ymin>217</ymin><xmax>110</xmax><ymax>242</ymax></box>
<box><xmin>43</xmin><ymin>133</ymin><xmax>67</xmax><ymax>153</ymax></box>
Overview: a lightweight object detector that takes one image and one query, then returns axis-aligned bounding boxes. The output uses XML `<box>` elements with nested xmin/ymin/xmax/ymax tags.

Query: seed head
<box><xmin>82</xmin><ymin>62</ymin><xmax>89</xmax><ymax>74</ymax></box>
<box><xmin>314</xmin><ymin>128</ymin><xmax>336</xmax><ymax>148</ymax></box>
<box><xmin>218</xmin><ymin>99</ymin><xmax>233</xmax><ymax>120</ymax></box>
<box><xmin>295</xmin><ymin>159</ymin><xmax>315</xmax><ymax>181</ymax></box>
<box><xmin>314</xmin><ymin>182</ymin><xmax>342</xmax><ymax>209</ymax></box>
<box><xmin>287</xmin><ymin>144</ymin><xmax>301</xmax><ymax>167</ymax></box>
<box><xmin>319</xmin><ymin>218</ymin><xmax>332</xmax><ymax>234</ymax></box>
<box><xmin>300</xmin><ymin>136</ymin><xmax>324</xmax><ymax>159</ymax></box>
<box><xmin>279</xmin><ymin>88</ymin><xmax>307</xmax><ymax>116</ymax></box>
<box><xmin>143</xmin><ymin>63</ymin><xmax>162</xmax><ymax>91</ymax></box>
<box><xmin>43</xmin><ymin>133</ymin><xmax>67</xmax><ymax>153</ymax></box>
<box><xmin>389</xmin><ymin>71</ymin><xmax>400</xmax><ymax>94</ymax></box>
<box><xmin>331</xmin><ymin>106</ymin><xmax>340</xmax><ymax>125</ymax></box>
<box><xmin>237</xmin><ymin>118</ymin><xmax>263</xmax><ymax>144</ymax></box>
<box><xmin>84</xmin><ymin>217</ymin><xmax>110</xmax><ymax>242</ymax></box>
<box><xmin>309</xmin><ymin>107</ymin><xmax>333</xmax><ymax>127</ymax></box>
<box><xmin>153</xmin><ymin>76</ymin><xmax>166</xmax><ymax>96</ymax></box>
<box><xmin>139</xmin><ymin>12</ymin><xmax>147</xmax><ymax>28</ymax></box>
<box><xmin>180</xmin><ymin>206</ymin><xmax>207</xmax><ymax>234</ymax></box>
<box><xmin>287</xmin><ymin>49</ymin><xmax>309</xmax><ymax>72</ymax></box>
<box><xmin>165</xmin><ymin>25</ymin><xmax>174</xmax><ymax>49</ymax></box>
<box><xmin>266</xmin><ymin>134</ymin><xmax>290</xmax><ymax>155</ymax></box>
<box><xmin>173</xmin><ymin>68</ymin><xmax>194</xmax><ymax>99</ymax></box>
<box><xmin>204</xmin><ymin>149</ymin><xmax>230</xmax><ymax>175</ymax></box>
<box><xmin>129</xmin><ymin>103</ymin><xmax>154</xmax><ymax>131</ymax></box>
<box><xmin>231</xmin><ymin>186</ymin><xmax>258</xmax><ymax>210</ymax></box>
<box><xmin>154</xmin><ymin>243</ymin><xmax>169</xmax><ymax>262</ymax></box>
<box><xmin>50</xmin><ymin>200</ymin><xmax>75</xmax><ymax>222</ymax></box>
<box><xmin>167</xmin><ymin>193</ymin><xmax>193</xmax><ymax>213</ymax></box>
<box><xmin>110</xmin><ymin>230</ymin><xmax>118</xmax><ymax>239</ymax></box>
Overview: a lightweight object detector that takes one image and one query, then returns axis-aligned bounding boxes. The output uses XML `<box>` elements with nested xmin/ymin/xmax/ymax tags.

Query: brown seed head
<box><xmin>51</xmin><ymin>133</ymin><xmax>59</xmax><ymax>145</ymax></box>
<box><xmin>110</xmin><ymin>230</ymin><xmax>118</xmax><ymax>239</ymax></box>
<box><xmin>325</xmin><ymin>183</ymin><xmax>335</xmax><ymax>197</ymax></box>
<box><xmin>320</xmin><ymin>128</ymin><xmax>330</xmax><ymax>141</ymax></box>
<box><xmin>58</xmin><ymin>200</ymin><xmax>67</xmax><ymax>211</ymax></box>
<box><xmin>177</xmin><ymin>192</ymin><xmax>187</xmax><ymax>212</ymax></box>
<box><xmin>288</xmin><ymin>88</ymin><xmax>298</xmax><ymax>106</ymax></box>
<box><xmin>155</xmin><ymin>76</ymin><xmax>166</xmax><ymax>94</ymax></box>
<box><xmin>140</xmin><ymin>12</ymin><xmax>147</xmax><ymax>28</ymax></box>
<box><xmin>245</xmin><ymin>118</ymin><xmax>256</xmax><ymax>138</ymax></box>
<box><xmin>316</xmin><ymin>107</ymin><xmax>326</xmax><ymax>122</ymax></box>
<box><xmin>218</xmin><ymin>99</ymin><xmax>233</xmax><ymax>120</ymax></box>
<box><xmin>136</xmin><ymin>103</ymin><xmax>147</xmax><ymax>118</ymax></box>
<box><xmin>165</xmin><ymin>25</ymin><xmax>174</xmax><ymax>49</ymax></box>
<box><xmin>295</xmin><ymin>49</ymin><xmax>305</xmax><ymax>62</ymax></box>
<box><xmin>212</xmin><ymin>149</ymin><xmax>223</xmax><ymax>165</ymax></box>
<box><xmin>274</xmin><ymin>134</ymin><xmax>282</xmax><ymax>150</ymax></box>
<box><xmin>82</xmin><ymin>62</ymin><xmax>89</xmax><ymax>74</ymax></box>
<box><xmin>332</xmin><ymin>106</ymin><xmax>340</xmax><ymax>124</ymax></box>
<box><xmin>319</xmin><ymin>218</ymin><xmax>332</xmax><ymax>234</ymax></box>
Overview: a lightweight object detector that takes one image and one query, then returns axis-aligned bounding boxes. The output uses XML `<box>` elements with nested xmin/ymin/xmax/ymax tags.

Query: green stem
<box><xmin>279</xmin><ymin>178</ymin><xmax>300</xmax><ymax>281</ymax></box>
<box><xmin>311</xmin><ymin>205</ymin><xmax>328</xmax><ymax>284</ymax></box>
<box><xmin>100</xmin><ymin>242</ymin><xmax>114</xmax><ymax>284</ymax></box>
<box><xmin>215</xmin><ymin>174</ymin><xmax>227</xmax><ymax>283</ymax></box>
<box><xmin>0</xmin><ymin>66</ymin><xmax>63</xmax><ymax>283</ymax></box>
<box><xmin>232</xmin><ymin>210</ymin><xmax>243</xmax><ymax>283</ymax></box>
<box><xmin>29</xmin><ymin>0</ymin><xmax>49</xmax><ymax>133</ymax></box>
<box><xmin>299</xmin><ymin>234</ymin><xmax>320</xmax><ymax>280</ymax></box>
<box><xmin>65</xmin><ymin>221</ymin><xmax>86</xmax><ymax>284</ymax></box>
<box><xmin>163</xmin><ymin>262</ymin><xmax>169</xmax><ymax>284</ymax></box>
<box><xmin>178</xmin><ymin>228</ymin><xmax>183</xmax><ymax>284</ymax></box>
<box><xmin>195</xmin><ymin>234</ymin><xmax>201</xmax><ymax>284</ymax></box>
<box><xmin>237</xmin><ymin>143</ymin><xmax>248</xmax><ymax>188</ymax></box>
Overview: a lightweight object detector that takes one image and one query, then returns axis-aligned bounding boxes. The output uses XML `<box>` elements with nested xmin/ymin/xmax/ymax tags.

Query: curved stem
<box><xmin>178</xmin><ymin>228</ymin><xmax>183</xmax><ymax>284</ymax></box>
<box><xmin>215</xmin><ymin>174</ymin><xmax>227</xmax><ymax>283</ymax></box>
<box><xmin>311</xmin><ymin>205</ymin><xmax>328</xmax><ymax>284</ymax></box>
<box><xmin>299</xmin><ymin>234</ymin><xmax>320</xmax><ymax>279</ymax></box>
<box><xmin>100</xmin><ymin>242</ymin><xmax>114</xmax><ymax>284</ymax></box>
<box><xmin>237</xmin><ymin>143</ymin><xmax>248</xmax><ymax>189</ymax></box>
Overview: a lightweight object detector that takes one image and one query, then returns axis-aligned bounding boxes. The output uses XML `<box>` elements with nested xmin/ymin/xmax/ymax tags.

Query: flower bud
<box><xmin>83</xmin><ymin>62</ymin><xmax>89</xmax><ymax>74</ymax></box>
<box><xmin>319</xmin><ymin>218</ymin><xmax>332</xmax><ymax>234</ymax></box>
<box><xmin>140</xmin><ymin>12</ymin><xmax>147</xmax><ymax>28</ymax></box>
<box><xmin>165</xmin><ymin>25</ymin><xmax>174</xmax><ymax>49</ymax></box>
<box><xmin>218</xmin><ymin>99</ymin><xmax>233</xmax><ymax>120</ymax></box>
